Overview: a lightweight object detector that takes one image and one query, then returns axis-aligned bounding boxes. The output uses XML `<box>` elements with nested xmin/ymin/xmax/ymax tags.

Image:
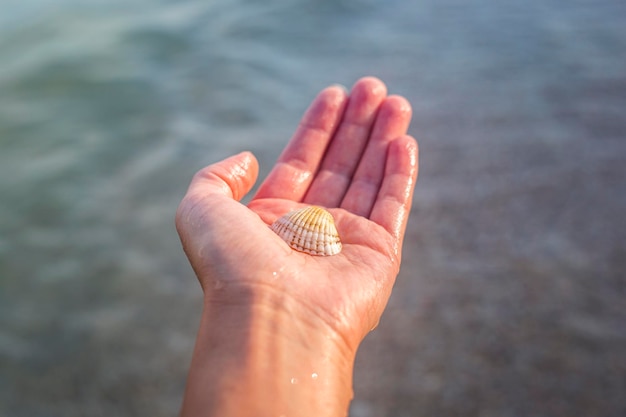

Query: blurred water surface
<box><xmin>1</xmin><ymin>0</ymin><xmax>625</xmax><ymax>416</ymax></box>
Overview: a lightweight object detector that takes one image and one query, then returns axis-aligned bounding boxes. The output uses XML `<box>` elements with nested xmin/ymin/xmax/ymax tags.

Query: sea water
<box><xmin>1</xmin><ymin>0</ymin><xmax>625</xmax><ymax>416</ymax></box>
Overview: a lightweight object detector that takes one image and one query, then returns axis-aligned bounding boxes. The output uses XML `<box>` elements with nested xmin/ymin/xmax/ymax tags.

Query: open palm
<box><xmin>176</xmin><ymin>77</ymin><xmax>418</xmax><ymax>347</ymax></box>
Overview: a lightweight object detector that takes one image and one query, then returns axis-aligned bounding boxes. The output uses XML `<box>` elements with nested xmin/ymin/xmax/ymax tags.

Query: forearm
<box><xmin>180</xmin><ymin>285</ymin><xmax>356</xmax><ymax>417</ymax></box>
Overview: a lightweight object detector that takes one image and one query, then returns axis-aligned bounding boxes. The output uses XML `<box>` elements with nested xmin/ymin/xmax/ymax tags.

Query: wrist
<box><xmin>181</xmin><ymin>283</ymin><xmax>357</xmax><ymax>417</ymax></box>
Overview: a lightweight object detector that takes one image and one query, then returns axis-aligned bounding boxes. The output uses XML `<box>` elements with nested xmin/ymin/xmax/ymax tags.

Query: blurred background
<box><xmin>1</xmin><ymin>0</ymin><xmax>625</xmax><ymax>415</ymax></box>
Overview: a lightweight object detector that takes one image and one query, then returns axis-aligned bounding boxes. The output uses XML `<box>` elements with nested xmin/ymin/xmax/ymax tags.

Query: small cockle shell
<box><xmin>270</xmin><ymin>206</ymin><xmax>342</xmax><ymax>256</ymax></box>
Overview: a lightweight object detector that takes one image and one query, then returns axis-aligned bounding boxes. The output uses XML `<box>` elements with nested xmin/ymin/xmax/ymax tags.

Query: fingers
<box><xmin>251</xmin><ymin>77</ymin><xmax>413</xmax><ymax>221</ymax></box>
<box><xmin>185</xmin><ymin>151</ymin><xmax>259</xmax><ymax>201</ymax></box>
<box><xmin>303</xmin><ymin>77</ymin><xmax>387</xmax><ymax>207</ymax></box>
<box><xmin>340</xmin><ymin>95</ymin><xmax>412</xmax><ymax>217</ymax></box>
<box><xmin>369</xmin><ymin>135</ymin><xmax>419</xmax><ymax>252</ymax></box>
<box><xmin>253</xmin><ymin>85</ymin><xmax>348</xmax><ymax>201</ymax></box>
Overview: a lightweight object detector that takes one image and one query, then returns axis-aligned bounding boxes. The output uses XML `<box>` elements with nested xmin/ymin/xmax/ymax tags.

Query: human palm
<box><xmin>176</xmin><ymin>77</ymin><xmax>418</xmax><ymax>347</ymax></box>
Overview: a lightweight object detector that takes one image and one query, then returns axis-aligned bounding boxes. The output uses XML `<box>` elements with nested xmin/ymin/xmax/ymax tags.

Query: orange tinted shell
<box><xmin>270</xmin><ymin>206</ymin><xmax>342</xmax><ymax>256</ymax></box>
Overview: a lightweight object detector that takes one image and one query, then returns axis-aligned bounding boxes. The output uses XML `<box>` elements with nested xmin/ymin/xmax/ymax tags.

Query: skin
<box><xmin>176</xmin><ymin>76</ymin><xmax>419</xmax><ymax>417</ymax></box>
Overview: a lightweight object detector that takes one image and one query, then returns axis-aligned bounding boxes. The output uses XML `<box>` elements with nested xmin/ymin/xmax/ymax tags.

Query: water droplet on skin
<box><xmin>311</xmin><ymin>372</ymin><xmax>318</xmax><ymax>379</ymax></box>
<box><xmin>290</xmin><ymin>377</ymin><xmax>298</xmax><ymax>385</ymax></box>
<box><xmin>271</xmin><ymin>266</ymin><xmax>286</xmax><ymax>279</ymax></box>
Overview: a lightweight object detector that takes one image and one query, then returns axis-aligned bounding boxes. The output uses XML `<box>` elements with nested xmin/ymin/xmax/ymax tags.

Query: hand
<box><xmin>176</xmin><ymin>77</ymin><xmax>418</xmax><ymax>416</ymax></box>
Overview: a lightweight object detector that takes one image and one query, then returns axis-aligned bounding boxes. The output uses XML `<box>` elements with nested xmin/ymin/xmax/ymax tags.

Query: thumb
<box><xmin>186</xmin><ymin>151</ymin><xmax>259</xmax><ymax>201</ymax></box>
<box><xmin>176</xmin><ymin>152</ymin><xmax>259</xmax><ymax>288</ymax></box>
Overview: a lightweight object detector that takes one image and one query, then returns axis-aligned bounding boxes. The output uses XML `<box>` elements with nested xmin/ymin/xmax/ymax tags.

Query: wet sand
<box><xmin>350</xmin><ymin>68</ymin><xmax>626</xmax><ymax>415</ymax></box>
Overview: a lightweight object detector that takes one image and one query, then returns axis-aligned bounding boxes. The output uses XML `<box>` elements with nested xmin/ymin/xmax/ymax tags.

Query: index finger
<box><xmin>253</xmin><ymin>85</ymin><xmax>348</xmax><ymax>202</ymax></box>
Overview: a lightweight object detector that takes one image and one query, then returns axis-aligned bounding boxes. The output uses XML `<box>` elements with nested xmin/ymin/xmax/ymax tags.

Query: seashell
<box><xmin>270</xmin><ymin>206</ymin><xmax>342</xmax><ymax>256</ymax></box>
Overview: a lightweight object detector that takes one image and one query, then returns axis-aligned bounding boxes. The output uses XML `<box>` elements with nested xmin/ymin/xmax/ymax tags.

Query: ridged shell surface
<box><xmin>270</xmin><ymin>206</ymin><xmax>342</xmax><ymax>256</ymax></box>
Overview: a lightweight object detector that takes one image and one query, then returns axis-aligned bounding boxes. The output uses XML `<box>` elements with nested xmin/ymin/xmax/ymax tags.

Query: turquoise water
<box><xmin>1</xmin><ymin>1</ymin><xmax>625</xmax><ymax>415</ymax></box>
